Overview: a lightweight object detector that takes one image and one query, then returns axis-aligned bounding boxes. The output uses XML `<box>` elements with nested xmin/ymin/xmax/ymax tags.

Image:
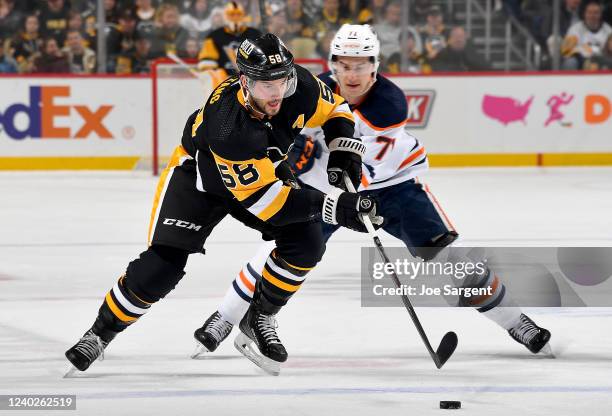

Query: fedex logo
<box><xmin>0</xmin><ymin>86</ymin><xmax>113</xmax><ymax>140</ymax></box>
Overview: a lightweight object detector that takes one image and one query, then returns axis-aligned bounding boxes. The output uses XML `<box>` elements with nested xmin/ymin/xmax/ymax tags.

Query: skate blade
<box><xmin>234</xmin><ymin>332</ymin><xmax>281</xmax><ymax>376</ymax></box>
<box><xmin>63</xmin><ymin>365</ymin><xmax>79</xmax><ymax>378</ymax></box>
<box><xmin>190</xmin><ymin>342</ymin><xmax>211</xmax><ymax>359</ymax></box>
<box><xmin>539</xmin><ymin>343</ymin><xmax>556</xmax><ymax>358</ymax></box>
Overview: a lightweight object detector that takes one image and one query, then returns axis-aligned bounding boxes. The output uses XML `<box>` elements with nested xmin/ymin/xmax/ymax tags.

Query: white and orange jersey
<box><xmin>298</xmin><ymin>72</ymin><xmax>428</xmax><ymax>193</ymax></box>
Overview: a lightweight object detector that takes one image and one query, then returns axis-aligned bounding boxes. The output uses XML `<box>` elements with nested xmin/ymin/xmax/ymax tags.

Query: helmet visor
<box><xmin>331</xmin><ymin>60</ymin><xmax>375</xmax><ymax>76</ymax></box>
<box><xmin>245</xmin><ymin>68</ymin><xmax>297</xmax><ymax>100</ymax></box>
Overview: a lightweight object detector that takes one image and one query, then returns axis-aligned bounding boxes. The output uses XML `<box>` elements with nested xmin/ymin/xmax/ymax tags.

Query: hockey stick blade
<box><xmin>434</xmin><ymin>331</ymin><xmax>458</xmax><ymax>369</ymax></box>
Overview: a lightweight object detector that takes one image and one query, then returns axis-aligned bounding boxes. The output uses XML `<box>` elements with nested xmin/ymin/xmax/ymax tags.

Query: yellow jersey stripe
<box><xmin>105</xmin><ymin>292</ymin><xmax>137</xmax><ymax>323</ymax></box>
<box><xmin>262</xmin><ymin>269</ymin><xmax>301</xmax><ymax>292</ymax></box>
<box><xmin>257</xmin><ymin>185</ymin><xmax>291</xmax><ymax>221</ymax></box>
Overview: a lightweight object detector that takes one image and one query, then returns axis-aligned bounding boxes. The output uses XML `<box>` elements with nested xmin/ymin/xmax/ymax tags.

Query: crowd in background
<box><xmin>1</xmin><ymin>0</ymin><xmax>612</xmax><ymax>74</ymax></box>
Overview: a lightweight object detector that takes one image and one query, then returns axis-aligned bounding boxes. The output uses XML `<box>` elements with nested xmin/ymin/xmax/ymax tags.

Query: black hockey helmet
<box><xmin>236</xmin><ymin>33</ymin><xmax>295</xmax><ymax>81</ymax></box>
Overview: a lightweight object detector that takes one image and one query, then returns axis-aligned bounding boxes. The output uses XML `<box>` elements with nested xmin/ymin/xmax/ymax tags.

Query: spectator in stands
<box><xmin>338</xmin><ymin>0</ymin><xmax>359</xmax><ymax>20</ymax></box>
<box><xmin>39</xmin><ymin>0</ymin><xmax>71</xmax><ymax>46</ymax></box>
<box><xmin>357</xmin><ymin>0</ymin><xmax>386</xmax><ymax>25</ymax></box>
<box><xmin>589</xmin><ymin>32</ymin><xmax>612</xmax><ymax>68</ymax></box>
<box><xmin>0</xmin><ymin>38</ymin><xmax>18</xmax><ymax>73</ymax></box>
<box><xmin>375</xmin><ymin>1</ymin><xmax>417</xmax><ymax>62</ymax></box>
<box><xmin>104</xmin><ymin>0</ymin><xmax>121</xmax><ymax>24</ymax></box>
<box><xmin>419</xmin><ymin>5</ymin><xmax>450</xmax><ymax>61</ymax></box>
<box><xmin>430</xmin><ymin>26</ymin><xmax>491</xmax><ymax>72</ymax></box>
<box><xmin>209</xmin><ymin>6</ymin><xmax>225</xmax><ymax>30</ymax></box>
<box><xmin>267</xmin><ymin>9</ymin><xmax>289</xmax><ymax>44</ymax></box>
<box><xmin>543</xmin><ymin>0</ymin><xmax>580</xmax><ymax>44</ymax></box>
<box><xmin>115</xmin><ymin>34</ymin><xmax>153</xmax><ymax>74</ymax></box>
<box><xmin>180</xmin><ymin>0</ymin><xmax>213</xmax><ymax>40</ymax></box>
<box><xmin>604</xmin><ymin>0</ymin><xmax>612</xmax><ymax>26</ymax></box>
<box><xmin>384</xmin><ymin>30</ymin><xmax>428</xmax><ymax>74</ymax></box>
<box><xmin>316</xmin><ymin>27</ymin><xmax>336</xmax><ymax>60</ymax></box>
<box><xmin>78</xmin><ymin>1</ymin><xmax>100</xmax><ymax>49</ymax></box>
<box><xmin>62</xmin><ymin>29</ymin><xmax>96</xmax><ymax>73</ymax></box>
<box><xmin>12</xmin><ymin>0</ymin><xmax>39</xmax><ymax>14</ymax></box>
<box><xmin>197</xmin><ymin>1</ymin><xmax>260</xmax><ymax>77</ymax></box>
<box><xmin>562</xmin><ymin>1</ymin><xmax>612</xmax><ymax>70</ymax></box>
<box><xmin>67</xmin><ymin>9</ymin><xmax>96</xmax><ymax>50</ymax></box>
<box><xmin>107</xmin><ymin>8</ymin><xmax>139</xmax><ymax>71</ymax></box>
<box><xmin>179</xmin><ymin>36</ymin><xmax>200</xmax><ymax>59</ymax></box>
<box><xmin>12</xmin><ymin>14</ymin><xmax>43</xmax><ymax>73</ymax></box>
<box><xmin>136</xmin><ymin>0</ymin><xmax>157</xmax><ymax>36</ymax></box>
<box><xmin>313</xmin><ymin>0</ymin><xmax>351</xmax><ymax>43</ymax></box>
<box><xmin>0</xmin><ymin>0</ymin><xmax>24</xmax><ymax>40</ymax></box>
<box><xmin>75</xmin><ymin>0</ymin><xmax>97</xmax><ymax>15</ymax></box>
<box><xmin>150</xmin><ymin>3</ymin><xmax>190</xmax><ymax>58</ymax></box>
<box><xmin>32</xmin><ymin>37</ymin><xmax>70</xmax><ymax>73</ymax></box>
<box><xmin>411</xmin><ymin>0</ymin><xmax>432</xmax><ymax>25</ymax></box>
<box><xmin>285</xmin><ymin>0</ymin><xmax>315</xmax><ymax>40</ymax></box>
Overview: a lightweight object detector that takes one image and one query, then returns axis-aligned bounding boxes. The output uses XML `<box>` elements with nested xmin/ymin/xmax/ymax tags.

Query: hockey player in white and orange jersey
<box><xmin>193</xmin><ymin>25</ymin><xmax>551</xmax><ymax>364</ymax></box>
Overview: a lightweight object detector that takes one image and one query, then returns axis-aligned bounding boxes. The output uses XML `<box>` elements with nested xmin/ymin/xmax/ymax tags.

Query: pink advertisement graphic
<box><xmin>544</xmin><ymin>92</ymin><xmax>574</xmax><ymax>127</ymax></box>
<box><xmin>482</xmin><ymin>95</ymin><xmax>534</xmax><ymax>126</ymax></box>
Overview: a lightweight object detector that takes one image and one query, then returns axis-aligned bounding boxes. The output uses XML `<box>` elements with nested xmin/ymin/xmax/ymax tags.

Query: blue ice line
<box><xmin>77</xmin><ymin>385</ymin><xmax>612</xmax><ymax>400</ymax></box>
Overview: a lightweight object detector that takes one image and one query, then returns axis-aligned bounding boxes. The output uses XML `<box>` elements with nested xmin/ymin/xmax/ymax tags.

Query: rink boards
<box><xmin>1</xmin><ymin>72</ymin><xmax>612</xmax><ymax>169</ymax></box>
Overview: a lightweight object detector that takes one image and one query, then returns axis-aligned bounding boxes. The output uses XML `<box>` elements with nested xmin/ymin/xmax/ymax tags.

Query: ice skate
<box><xmin>192</xmin><ymin>311</ymin><xmax>233</xmax><ymax>358</ymax></box>
<box><xmin>64</xmin><ymin>329</ymin><xmax>109</xmax><ymax>376</ymax></box>
<box><xmin>508</xmin><ymin>313</ymin><xmax>552</xmax><ymax>355</ymax></box>
<box><xmin>234</xmin><ymin>304</ymin><xmax>287</xmax><ymax>376</ymax></box>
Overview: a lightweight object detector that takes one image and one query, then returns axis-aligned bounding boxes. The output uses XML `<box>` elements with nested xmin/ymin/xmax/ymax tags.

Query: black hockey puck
<box><xmin>440</xmin><ymin>401</ymin><xmax>461</xmax><ymax>409</ymax></box>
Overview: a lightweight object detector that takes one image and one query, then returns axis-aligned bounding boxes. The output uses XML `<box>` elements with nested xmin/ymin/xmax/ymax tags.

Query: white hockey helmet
<box><xmin>329</xmin><ymin>24</ymin><xmax>380</xmax><ymax>72</ymax></box>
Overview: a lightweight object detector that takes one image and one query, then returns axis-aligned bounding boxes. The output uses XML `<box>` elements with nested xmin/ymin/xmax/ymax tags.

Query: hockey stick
<box><xmin>344</xmin><ymin>176</ymin><xmax>458</xmax><ymax>369</ymax></box>
<box><xmin>166</xmin><ymin>52</ymin><xmax>214</xmax><ymax>91</ymax></box>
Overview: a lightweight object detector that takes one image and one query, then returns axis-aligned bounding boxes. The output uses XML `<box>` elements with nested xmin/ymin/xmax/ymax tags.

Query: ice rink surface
<box><xmin>1</xmin><ymin>167</ymin><xmax>611</xmax><ymax>415</ymax></box>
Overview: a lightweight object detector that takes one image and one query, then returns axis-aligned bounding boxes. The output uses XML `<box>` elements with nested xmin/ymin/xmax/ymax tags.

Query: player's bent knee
<box><xmin>123</xmin><ymin>245</ymin><xmax>188</xmax><ymax>303</ymax></box>
<box><xmin>415</xmin><ymin>231</ymin><xmax>459</xmax><ymax>261</ymax></box>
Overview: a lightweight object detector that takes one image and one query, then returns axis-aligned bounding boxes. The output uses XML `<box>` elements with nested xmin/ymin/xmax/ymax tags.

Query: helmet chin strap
<box><xmin>241</xmin><ymin>86</ymin><xmax>267</xmax><ymax>119</ymax></box>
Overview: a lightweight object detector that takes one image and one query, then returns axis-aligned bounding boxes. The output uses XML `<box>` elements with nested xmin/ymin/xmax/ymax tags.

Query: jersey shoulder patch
<box><xmin>356</xmin><ymin>75</ymin><xmax>407</xmax><ymax>130</ymax></box>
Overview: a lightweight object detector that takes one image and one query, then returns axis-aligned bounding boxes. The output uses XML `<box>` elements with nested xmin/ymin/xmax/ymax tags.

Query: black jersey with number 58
<box><xmin>180</xmin><ymin>65</ymin><xmax>355</xmax><ymax>226</ymax></box>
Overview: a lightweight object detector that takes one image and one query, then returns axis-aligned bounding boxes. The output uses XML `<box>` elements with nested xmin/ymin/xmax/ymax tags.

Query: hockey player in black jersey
<box><xmin>197</xmin><ymin>2</ymin><xmax>262</xmax><ymax>78</ymax></box>
<box><xmin>64</xmin><ymin>33</ymin><xmax>382</xmax><ymax>376</ymax></box>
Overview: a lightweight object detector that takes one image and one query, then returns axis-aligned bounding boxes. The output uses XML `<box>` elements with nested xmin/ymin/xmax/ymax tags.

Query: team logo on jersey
<box><xmin>403</xmin><ymin>90</ymin><xmax>436</xmax><ymax>129</ymax></box>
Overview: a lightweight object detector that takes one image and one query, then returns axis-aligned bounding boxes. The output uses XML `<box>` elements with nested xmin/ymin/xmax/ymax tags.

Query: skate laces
<box><xmin>206</xmin><ymin>312</ymin><xmax>233</xmax><ymax>342</ymax></box>
<box><xmin>256</xmin><ymin>314</ymin><xmax>281</xmax><ymax>345</ymax></box>
<box><xmin>510</xmin><ymin>314</ymin><xmax>540</xmax><ymax>345</ymax></box>
<box><xmin>74</xmin><ymin>330</ymin><xmax>107</xmax><ymax>363</ymax></box>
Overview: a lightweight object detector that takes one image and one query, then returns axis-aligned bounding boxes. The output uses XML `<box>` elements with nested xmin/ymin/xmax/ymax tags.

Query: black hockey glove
<box><xmin>326</xmin><ymin>137</ymin><xmax>366</xmax><ymax>190</ymax></box>
<box><xmin>321</xmin><ymin>188</ymin><xmax>383</xmax><ymax>233</ymax></box>
<box><xmin>275</xmin><ymin>159</ymin><xmax>300</xmax><ymax>189</ymax></box>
